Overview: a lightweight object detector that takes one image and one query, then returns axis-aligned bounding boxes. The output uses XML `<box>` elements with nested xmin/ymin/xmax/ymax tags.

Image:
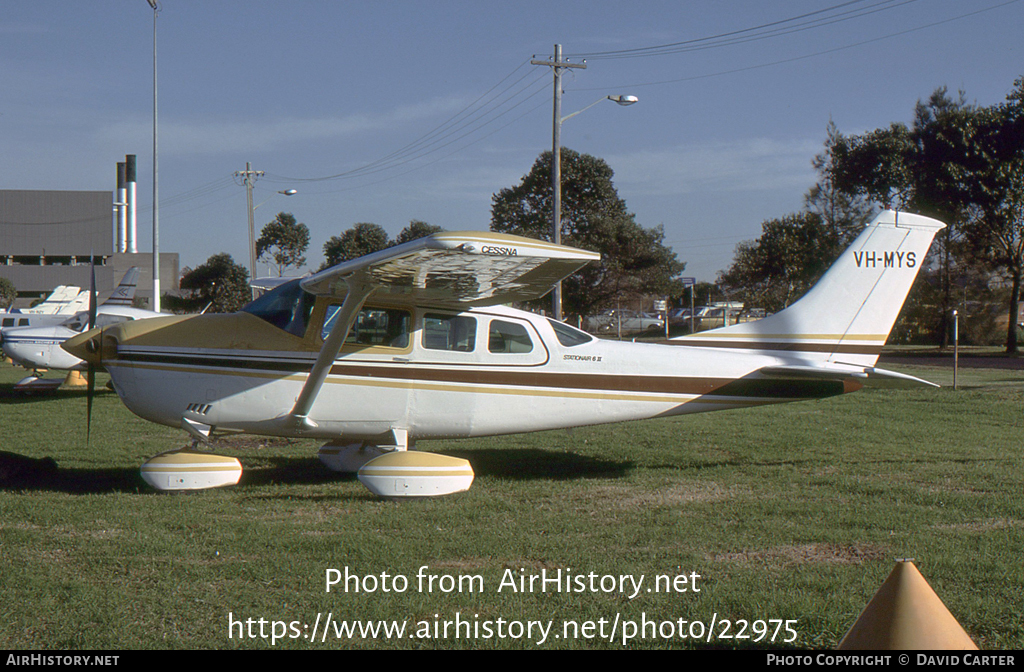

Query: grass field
<box><xmin>0</xmin><ymin>353</ymin><xmax>1021</xmax><ymax>650</ymax></box>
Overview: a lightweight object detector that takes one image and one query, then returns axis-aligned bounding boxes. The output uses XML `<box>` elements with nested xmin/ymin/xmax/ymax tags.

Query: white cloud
<box><xmin>93</xmin><ymin>96</ymin><xmax>473</xmax><ymax>157</ymax></box>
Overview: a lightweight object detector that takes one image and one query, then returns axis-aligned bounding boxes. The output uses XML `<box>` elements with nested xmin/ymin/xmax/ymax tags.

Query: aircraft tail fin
<box><xmin>676</xmin><ymin>210</ymin><xmax>945</xmax><ymax>367</ymax></box>
<box><xmin>100</xmin><ymin>267</ymin><xmax>140</xmax><ymax>307</ymax></box>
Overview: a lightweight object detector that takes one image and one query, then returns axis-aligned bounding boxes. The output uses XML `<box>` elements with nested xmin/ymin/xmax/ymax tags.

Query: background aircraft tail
<box><xmin>677</xmin><ymin>210</ymin><xmax>946</xmax><ymax>368</ymax></box>
<box><xmin>101</xmin><ymin>267</ymin><xmax>140</xmax><ymax>307</ymax></box>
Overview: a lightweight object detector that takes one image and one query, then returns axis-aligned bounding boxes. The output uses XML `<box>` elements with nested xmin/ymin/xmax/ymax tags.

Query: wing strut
<box><xmin>287</xmin><ymin>276</ymin><xmax>375</xmax><ymax>430</ymax></box>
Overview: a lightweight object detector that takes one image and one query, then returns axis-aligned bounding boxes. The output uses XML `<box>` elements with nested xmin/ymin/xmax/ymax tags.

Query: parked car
<box><xmin>584</xmin><ymin>309</ymin><xmax>664</xmax><ymax>334</ymax></box>
<box><xmin>667</xmin><ymin>308</ymin><xmax>691</xmax><ymax>324</ymax></box>
<box><xmin>690</xmin><ymin>304</ymin><xmax>767</xmax><ymax>332</ymax></box>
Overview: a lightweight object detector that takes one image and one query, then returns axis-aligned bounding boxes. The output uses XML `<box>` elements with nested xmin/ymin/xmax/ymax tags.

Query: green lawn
<box><xmin>0</xmin><ymin>356</ymin><xmax>1021</xmax><ymax>649</ymax></box>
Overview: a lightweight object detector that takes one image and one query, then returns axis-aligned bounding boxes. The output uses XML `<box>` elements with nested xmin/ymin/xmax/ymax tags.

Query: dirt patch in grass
<box><xmin>714</xmin><ymin>543</ymin><xmax>887</xmax><ymax>567</ymax></box>
<box><xmin>933</xmin><ymin>517</ymin><xmax>1024</xmax><ymax>532</ymax></box>
<box><xmin>584</xmin><ymin>481</ymin><xmax>736</xmax><ymax>509</ymax></box>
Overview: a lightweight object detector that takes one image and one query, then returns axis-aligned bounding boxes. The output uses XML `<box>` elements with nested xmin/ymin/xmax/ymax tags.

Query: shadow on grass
<box><xmin>0</xmin><ymin>448</ymin><xmax>632</xmax><ymax>495</ymax></box>
<box><xmin>0</xmin><ymin>384</ymin><xmax>111</xmax><ymax>404</ymax></box>
<box><xmin>0</xmin><ymin>464</ymin><xmax>150</xmax><ymax>494</ymax></box>
<box><xmin>445</xmin><ymin>447</ymin><xmax>631</xmax><ymax>481</ymax></box>
<box><xmin>232</xmin><ymin>448</ymin><xmax>631</xmax><ymax>486</ymax></box>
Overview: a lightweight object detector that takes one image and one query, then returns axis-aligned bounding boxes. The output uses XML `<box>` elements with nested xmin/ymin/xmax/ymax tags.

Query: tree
<box><xmin>0</xmin><ymin>277</ymin><xmax>16</xmax><ymax>310</ymax></box>
<box><xmin>804</xmin><ymin>121</ymin><xmax>874</xmax><ymax>252</ymax></box>
<box><xmin>831</xmin><ymin>82</ymin><xmax>1024</xmax><ymax>352</ymax></box>
<box><xmin>491</xmin><ymin>149</ymin><xmax>684</xmax><ymax>318</ymax></box>
<box><xmin>256</xmin><ymin>212</ymin><xmax>310</xmax><ymax>276</ymax></box>
<box><xmin>719</xmin><ymin>125</ymin><xmax>873</xmax><ymax>314</ymax></box>
<box><xmin>165</xmin><ymin>253</ymin><xmax>250</xmax><ymax>314</ymax></box>
<box><xmin>395</xmin><ymin>220</ymin><xmax>443</xmax><ymax>245</ymax></box>
<box><xmin>831</xmin><ymin>122</ymin><xmax>918</xmax><ymax>209</ymax></box>
<box><xmin>321</xmin><ymin>222</ymin><xmax>390</xmax><ymax>269</ymax></box>
<box><xmin>955</xmin><ymin>84</ymin><xmax>1024</xmax><ymax>352</ymax></box>
<box><xmin>718</xmin><ymin>212</ymin><xmax>839</xmax><ymax>313</ymax></box>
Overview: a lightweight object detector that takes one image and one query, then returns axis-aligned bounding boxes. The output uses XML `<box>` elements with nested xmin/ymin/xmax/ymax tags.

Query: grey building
<box><xmin>0</xmin><ymin>189</ymin><xmax>178</xmax><ymax>309</ymax></box>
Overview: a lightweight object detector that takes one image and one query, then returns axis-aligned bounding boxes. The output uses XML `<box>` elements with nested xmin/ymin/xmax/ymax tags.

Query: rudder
<box><xmin>677</xmin><ymin>210</ymin><xmax>945</xmax><ymax>366</ymax></box>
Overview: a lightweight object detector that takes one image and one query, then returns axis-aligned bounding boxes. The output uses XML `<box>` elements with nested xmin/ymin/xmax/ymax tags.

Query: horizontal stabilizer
<box><xmin>760</xmin><ymin>364</ymin><xmax>938</xmax><ymax>389</ymax></box>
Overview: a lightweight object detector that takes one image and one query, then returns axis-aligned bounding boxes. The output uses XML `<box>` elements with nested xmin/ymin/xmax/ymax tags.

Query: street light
<box><xmin>550</xmin><ymin>93</ymin><xmax>638</xmax><ymax>320</ymax></box>
<box><xmin>247</xmin><ymin>187</ymin><xmax>297</xmax><ymax>287</ymax></box>
<box><xmin>146</xmin><ymin>0</ymin><xmax>160</xmax><ymax>312</ymax></box>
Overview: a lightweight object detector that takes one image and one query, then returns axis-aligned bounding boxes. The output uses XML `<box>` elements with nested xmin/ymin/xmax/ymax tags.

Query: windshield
<box><xmin>242</xmin><ymin>279</ymin><xmax>316</xmax><ymax>337</ymax></box>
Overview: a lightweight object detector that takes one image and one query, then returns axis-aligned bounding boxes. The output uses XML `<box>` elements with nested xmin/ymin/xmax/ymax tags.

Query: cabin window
<box><xmin>323</xmin><ymin>306</ymin><xmax>411</xmax><ymax>348</ymax></box>
<box><xmin>488</xmin><ymin>320</ymin><xmax>533</xmax><ymax>353</ymax></box>
<box><xmin>422</xmin><ymin>313</ymin><xmax>476</xmax><ymax>352</ymax></box>
<box><xmin>2</xmin><ymin>318</ymin><xmax>13</xmax><ymax>327</ymax></box>
<box><xmin>547</xmin><ymin>318</ymin><xmax>592</xmax><ymax>347</ymax></box>
<box><xmin>65</xmin><ymin>317</ymin><xmax>88</xmax><ymax>333</ymax></box>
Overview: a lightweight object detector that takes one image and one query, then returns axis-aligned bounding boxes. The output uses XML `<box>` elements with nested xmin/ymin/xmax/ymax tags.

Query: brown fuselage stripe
<box><xmin>325</xmin><ymin>364</ymin><xmax>853</xmax><ymax>398</ymax></box>
<box><xmin>660</xmin><ymin>339</ymin><xmax>883</xmax><ymax>355</ymax></box>
<box><xmin>114</xmin><ymin>350</ymin><xmax>850</xmax><ymax>399</ymax></box>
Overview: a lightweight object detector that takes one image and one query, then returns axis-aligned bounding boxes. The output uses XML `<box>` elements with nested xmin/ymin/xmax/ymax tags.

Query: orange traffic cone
<box><xmin>63</xmin><ymin>370</ymin><xmax>88</xmax><ymax>387</ymax></box>
<box><xmin>838</xmin><ymin>560</ymin><xmax>977</xmax><ymax>650</ymax></box>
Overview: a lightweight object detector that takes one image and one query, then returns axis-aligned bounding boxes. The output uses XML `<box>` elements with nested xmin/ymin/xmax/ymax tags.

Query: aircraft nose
<box><xmin>62</xmin><ymin>327</ymin><xmax>104</xmax><ymax>365</ymax></box>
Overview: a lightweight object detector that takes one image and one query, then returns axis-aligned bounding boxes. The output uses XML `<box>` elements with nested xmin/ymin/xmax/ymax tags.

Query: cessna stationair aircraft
<box><xmin>64</xmin><ymin>210</ymin><xmax>945</xmax><ymax>497</ymax></box>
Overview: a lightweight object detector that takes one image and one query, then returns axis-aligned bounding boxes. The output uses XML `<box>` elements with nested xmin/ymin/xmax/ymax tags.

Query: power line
<box><xmin>573</xmin><ymin>0</ymin><xmax>1021</xmax><ymax>91</ymax></box>
<box><xmin>265</xmin><ymin>60</ymin><xmax>549</xmax><ymax>184</ymax></box>
<box><xmin>567</xmin><ymin>0</ymin><xmax>916</xmax><ymax>60</ymax></box>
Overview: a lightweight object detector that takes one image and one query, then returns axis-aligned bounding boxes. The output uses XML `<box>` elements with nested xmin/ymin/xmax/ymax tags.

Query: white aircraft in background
<box><xmin>0</xmin><ymin>285</ymin><xmax>88</xmax><ymax>330</ymax></box>
<box><xmin>3</xmin><ymin>268</ymin><xmax>143</xmax><ymax>375</ymax></box>
<box><xmin>64</xmin><ymin>210</ymin><xmax>944</xmax><ymax>497</ymax></box>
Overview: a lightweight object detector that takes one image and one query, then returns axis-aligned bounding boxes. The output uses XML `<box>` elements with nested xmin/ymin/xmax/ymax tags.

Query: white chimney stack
<box><xmin>125</xmin><ymin>154</ymin><xmax>138</xmax><ymax>254</ymax></box>
<box><xmin>116</xmin><ymin>161</ymin><xmax>127</xmax><ymax>253</ymax></box>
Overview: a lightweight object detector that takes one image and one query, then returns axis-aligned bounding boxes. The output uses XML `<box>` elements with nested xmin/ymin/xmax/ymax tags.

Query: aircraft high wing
<box><xmin>1</xmin><ymin>286</ymin><xmax>85</xmax><ymax>330</ymax></box>
<box><xmin>300</xmin><ymin>231</ymin><xmax>601</xmax><ymax>306</ymax></box>
<box><xmin>6</xmin><ymin>285</ymin><xmax>86</xmax><ymax>315</ymax></box>
<box><xmin>63</xmin><ymin>212</ymin><xmax>945</xmax><ymax>497</ymax></box>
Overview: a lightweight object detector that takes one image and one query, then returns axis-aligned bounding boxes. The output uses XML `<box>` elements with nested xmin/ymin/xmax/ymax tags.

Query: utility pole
<box><xmin>532</xmin><ymin>44</ymin><xmax>585</xmax><ymax>320</ymax></box>
<box><xmin>236</xmin><ymin>162</ymin><xmax>264</xmax><ymax>297</ymax></box>
<box><xmin>148</xmin><ymin>0</ymin><xmax>161</xmax><ymax>312</ymax></box>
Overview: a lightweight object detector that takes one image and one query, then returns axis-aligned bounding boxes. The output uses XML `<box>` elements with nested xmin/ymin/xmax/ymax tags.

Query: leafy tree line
<box><xmin>172</xmin><ymin>151</ymin><xmax>687</xmax><ymax>319</ymax></box>
<box><xmin>0</xmin><ymin>277</ymin><xmax>16</xmax><ymax>310</ymax></box>
<box><xmin>718</xmin><ymin>76</ymin><xmax>1024</xmax><ymax>352</ymax></box>
<box><xmin>321</xmin><ymin>220</ymin><xmax>443</xmax><ymax>268</ymax></box>
<box><xmin>490</xmin><ymin>148</ymin><xmax>685</xmax><ymax>319</ymax></box>
<box><xmin>166</xmin><ymin>217</ymin><xmax>444</xmax><ymax>313</ymax></box>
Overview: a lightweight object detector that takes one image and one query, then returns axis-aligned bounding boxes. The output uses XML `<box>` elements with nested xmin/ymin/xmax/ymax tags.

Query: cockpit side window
<box><xmin>322</xmin><ymin>305</ymin><xmax>411</xmax><ymax>348</ymax></box>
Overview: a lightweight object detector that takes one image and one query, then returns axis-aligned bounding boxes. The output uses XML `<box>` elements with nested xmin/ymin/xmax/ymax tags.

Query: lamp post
<box><xmin>146</xmin><ymin>0</ymin><xmax>160</xmax><ymax>312</ymax></box>
<box><xmin>243</xmin><ymin>180</ymin><xmax>297</xmax><ymax>288</ymax></box>
<box><xmin>550</xmin><ymin>93</ymin><xmax>637</xmax><ymax>320</ymax></box>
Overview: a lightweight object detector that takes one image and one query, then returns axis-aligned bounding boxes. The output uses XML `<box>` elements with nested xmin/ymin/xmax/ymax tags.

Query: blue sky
<box><xmin>2</xmin><ymin>0</ymin><xmax>1022</xmax><ymax>283</ymax></box>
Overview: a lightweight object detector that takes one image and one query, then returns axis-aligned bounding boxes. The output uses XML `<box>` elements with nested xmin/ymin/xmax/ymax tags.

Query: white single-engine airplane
<box><xmin>0</xmin><ymin>285</ymin><xmax>87</xmax><ymax>330</ymax></box>
<box><xmin>64</xmin><ymin>210</ymin><xmax>944</xmax><ymax>497</ymax></box>
<box><xmin>3</xmin><ymin>268</ymin><xmax>144</xmax><ymax>374</ymax></box>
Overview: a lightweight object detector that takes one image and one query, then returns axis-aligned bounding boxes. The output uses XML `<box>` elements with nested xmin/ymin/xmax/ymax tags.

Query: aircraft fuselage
<box><xmin>89</xmin><ymin>300</ymin><xmax>854</xmax><ymax>445</ymax></box>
